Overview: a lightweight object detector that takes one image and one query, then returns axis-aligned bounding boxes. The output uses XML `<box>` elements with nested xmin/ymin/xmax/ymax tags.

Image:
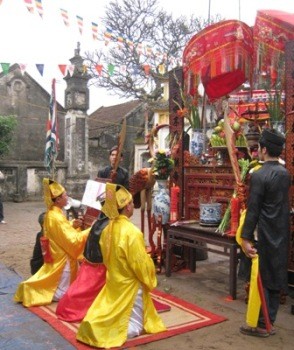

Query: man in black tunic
<box><xmin>97</xmin><ymin>146</ymin><xmax>129</xmax><ymax>189</ymax></box>
<box><xmin>240</xmin><ymin>128</ymin><xmax>290</xmax><ymax>337</ymax></box>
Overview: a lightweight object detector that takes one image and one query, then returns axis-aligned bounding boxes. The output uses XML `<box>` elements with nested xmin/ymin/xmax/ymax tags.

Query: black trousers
<box><xmin>258</xmin><ymin>288</ymin><xmax>280</xmax><ymax>327</ymax></box>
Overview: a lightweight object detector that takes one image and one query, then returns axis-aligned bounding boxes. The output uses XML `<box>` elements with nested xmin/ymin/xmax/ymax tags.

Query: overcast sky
<box><xmin>0</xmin><ymin>0</ymin><xmax>292</xmax><ymax>112</ymax></box>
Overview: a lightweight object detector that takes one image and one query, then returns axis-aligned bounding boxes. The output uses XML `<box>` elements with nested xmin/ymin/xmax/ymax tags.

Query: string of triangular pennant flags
<box><xmin>0</xmin><ymin>1</ymin><xmax>183</xmax><ymax>74</ymax></box>
<box><xmin>0</xmin><ymin>62</ymin><xmax>171</xmax><ymax>78</ymax></box>
<box><xmin>0</xmin><ymin>1</ymin><xmax>177</xmax><ymax>64</ymax></box>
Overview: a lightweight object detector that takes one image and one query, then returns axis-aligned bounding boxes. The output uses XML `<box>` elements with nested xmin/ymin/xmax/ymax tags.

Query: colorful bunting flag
<box><xmin>126</xmin><ymin>37</ymin><xmax>134</xmax><ymax>51</ymax></box>
<box><xmin>18</xmin><ymin>63</ymin><xmax>28</xmax><ymax>75</ymax></box>
<box><xmin>120</xmin><ymin>65</ymin><xmax>127</xmax><ymax>74</ymax></box>
<box><xmin>76</xmin><ymin>15</ymin><xmax>83</xmax><ymax>35</ymax></box>
<box><xmin>36</xmin><ymin>64</ymin><xmax>44</xmax><ymax>76</ymax></box>
<box><xmin>82</xmin><ymin>65</ymin><xmax>88</xmax><ymax>74</ymax></box>
<box><xmin>0</xmin><ymin>63</ymin><xmax>10</xmax><ymax>75</ymax></box>
<box><xmin>104</xmin><ymin>28</ymin><xmax>112</xmax><ymax>46</ymax></box>
<box><xmin>136</xmin><ymin>43</ymin><xmax>143</xmax><ymax>55</ymax></box>
<box><xmin>142</xmin><ymin>64</ymin><xmax>151</xmax><ymax>75</ymax></box>
<box><xmin>60</xmin><ymin>8</ymin><xmax>69</xmax><ymax>27</ymax></box>
<box><xmin>117</xmin><ymin>33</ymin><xmax>124</xmax><ymax>49</ymax></box>
<box><xmin>45</xmin><ymin>79</ymin><xmax>58</xmax><ymax>174</ymax></box>
<box><xmin>131</xmin><ymin>65</ymin><xmax>139</xmax><ymax>75</ymax></box>
<box><xmin>24</xmin><ymin>0</ymin><xmax>34</xmax><ymax>13</ymax></box>
<box><xmin>95</xmin><ymin>64</ymin><xmax>103</xmax><ymax>75</ymax></box>
<box><xmin>91</xmin><ymin>22</ymin><xmax>98</xmax><ymax>40</ymax></box>
<box><xmin>145</xmin><ymin>45</ymin><xmax>153</xmax><ymax>56</ymax></box>
<box><xmin>35</xmin><ymin>0</ymin><xmax>43</xmax><ymax>18</ymax></box>
<box><xmin>107</xmin><ymin>63</ymin><xmax>115</xmax><ymax>76</ymax></box>
<box><xmin>67</xmin><ymin>64</ymin><xmax>75</xmax><ymax>76</ymax></box>
<box><xmin>158</xmin><ymin>64</ymin><xmax>166</xmax><ymax>75</ymax></box>
<box><xmin>58</xmin><ymin>64</ymin><xmax>67</xmax><ymax>76</ymax></box>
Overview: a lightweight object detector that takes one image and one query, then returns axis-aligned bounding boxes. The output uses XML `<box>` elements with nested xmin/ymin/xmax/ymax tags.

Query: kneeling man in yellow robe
<box><xmin>14</xmin><ymin>178</ymin><xmax>90</xmax><ymax>307</ymax></box>
<box><xmin>77</xmin><ymin>183</ymin><xmax>166</xmax><ymax>348</ymax></box>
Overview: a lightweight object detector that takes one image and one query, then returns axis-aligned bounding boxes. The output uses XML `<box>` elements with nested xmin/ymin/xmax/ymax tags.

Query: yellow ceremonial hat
<box><xmin>43</xmin><ymin>178</ymin><xmax>65</xmax><ymax>209</ymax></box>
<box><xmin>102</xmin><ymin>183</ymin><xmax>132</xmax><ymax>219</ymax></box>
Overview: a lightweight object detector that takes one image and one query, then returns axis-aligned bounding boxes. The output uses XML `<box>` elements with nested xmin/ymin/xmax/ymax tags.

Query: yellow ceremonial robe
<box><xmin>14</xmin><ymin>206</ymin><xmax>90</xmax><ymax>307</ymax></box>
<box><xmin>77</xmin><ymin>214</ymin><xmax>166</xmax><ymax>349</ymax></box>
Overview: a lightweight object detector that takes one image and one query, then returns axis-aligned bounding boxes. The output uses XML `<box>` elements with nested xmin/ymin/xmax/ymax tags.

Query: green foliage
<box><xmin>216</xmin><ymin>158</ymin><xmax>250</xmax><ymax>234</ymax></box>
<box><xmin>151</xmin><ymin>150</ymin><xmax>174</xmax><ymax>180</ymax></box>
<box><xmin>0</xmin><ymin>115</ymin><xmax>17</xmax><ymax>158</ymax></box>
<box><xmin>265</xmin><ymin>89</ymin><xmax>285</xmax><ymax>122</ymax></box>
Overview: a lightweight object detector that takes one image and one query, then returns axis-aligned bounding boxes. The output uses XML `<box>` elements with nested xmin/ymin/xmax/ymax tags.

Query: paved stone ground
<box><xmin>0</xmin><ymin>201</ymin><xmax>293</xmax><ymax>349</ymax></box>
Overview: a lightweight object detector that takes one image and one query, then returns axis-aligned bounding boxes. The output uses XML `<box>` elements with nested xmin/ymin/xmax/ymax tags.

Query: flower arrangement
<box><xmin>150</xmin><ymin>150</ymin><xmax>174</xmax><ymax>180</ymax></box>
<box><xmin>175</xmin><ymin>95</ymin><xmax>201</xmax><ymax>131</ymax></box>
<box><xmin>173</xmin><ymin>72</ymin><xmax>201</xmax><ymax>131</ymax></box>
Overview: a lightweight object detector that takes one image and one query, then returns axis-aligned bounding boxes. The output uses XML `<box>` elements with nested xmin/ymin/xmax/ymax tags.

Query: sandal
<box><xmin>240</xmin><ymin>325</ymin><xmax>270</xmax><ymax>338</ymax></box>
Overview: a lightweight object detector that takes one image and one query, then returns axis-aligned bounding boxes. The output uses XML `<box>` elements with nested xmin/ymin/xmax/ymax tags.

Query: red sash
<box><xmin>40</xmin><ymin>236</ymin><xmax>53</xmax><ymax>263</ymax></box>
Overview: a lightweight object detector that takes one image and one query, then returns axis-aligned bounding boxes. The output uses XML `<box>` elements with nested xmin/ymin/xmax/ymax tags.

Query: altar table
<box><xmin>166</xmin><ymin>222</ymin><xmax>241</xmax><ymax>300</ymax></box>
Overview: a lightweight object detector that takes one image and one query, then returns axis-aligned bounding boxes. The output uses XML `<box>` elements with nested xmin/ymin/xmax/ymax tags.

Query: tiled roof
<box><xmin>88</xmin><ymin>100</ymin><xmax>142</xmax><ymax>138</ymax></box>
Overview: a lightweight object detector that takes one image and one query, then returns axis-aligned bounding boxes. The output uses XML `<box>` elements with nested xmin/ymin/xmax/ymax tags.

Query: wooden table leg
<box><xmin>189</xmin><ymin>246</ymin><xmax>196</xmax><ymax>272</ymax></box>
<box><xmin>165</xmin><ymin>234</ymin><xmax>172</xmax><ymax>277</ymax></box>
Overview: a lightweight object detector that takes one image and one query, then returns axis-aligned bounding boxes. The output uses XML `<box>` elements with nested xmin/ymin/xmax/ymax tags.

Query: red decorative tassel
<box><xmin>170</xmin><ymin>185</ymin><xmax>180</xmax><ymax>223</ymax></box>
<box><xmin>40</xmin><ymin>236</ymin><xmax>53</xmax><ymax>263</ymax></box>
<box><xmin>230</xmin><ymin>197</ymin><xmax>240</xmax><ymax>235</ymax></box>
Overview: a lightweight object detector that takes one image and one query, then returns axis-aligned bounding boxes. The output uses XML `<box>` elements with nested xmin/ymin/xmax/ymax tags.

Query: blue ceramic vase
<box><xmin>152</xmin><ymin>179</ymin><xmax>170</xmax><ymax>225</ymax></box>
<box><xmin>199</xmin><ymin>202</ymin><xmax>222</xmax><ymax>226</ymax></box>
<box><xmin>190</xmin><ymin>129</ymin><xmax>205</xmax><ymax>156</ymax></box>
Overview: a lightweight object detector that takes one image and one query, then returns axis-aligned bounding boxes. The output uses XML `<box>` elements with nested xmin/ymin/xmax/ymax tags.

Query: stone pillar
<box><xmin>63</xmin><ymin>43</ymin><xmax>90</xmax><ymax>198</ymax></box>
<box><xmin>64</xmin><ymin>110</ymin><xmax>89</xmax><ymax>198</ymax></box>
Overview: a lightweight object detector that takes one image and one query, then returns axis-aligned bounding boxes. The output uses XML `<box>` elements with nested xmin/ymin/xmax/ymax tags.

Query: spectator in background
<box><xmin>97</xmin><ymin>146</ymin><xmax>129</xmax><ymax>189</ymax></box>
<box><xmin>30</xmin><ymin>212</ymin><xmax>46</xmax><ymax>275</ymax></box>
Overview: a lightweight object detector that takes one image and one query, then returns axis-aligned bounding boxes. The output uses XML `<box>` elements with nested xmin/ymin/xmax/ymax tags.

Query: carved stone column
<box><xmin>63</xmin><ymin>43</ymin><xmax>90</xmax><ymax>198</ymax></box>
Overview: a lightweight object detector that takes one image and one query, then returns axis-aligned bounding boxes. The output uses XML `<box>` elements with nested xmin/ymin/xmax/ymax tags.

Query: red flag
<box><xmin>142</xmin><ymin>64</ymin><xmax>151</xmax><ymax>75</ymax></box>
<box><xmin>58</xmin><ymin>64</ymin><xmax>67</xmax><ymax>76</ymax></box>
<box><xmin>95</xmin><ymin>64</ymin><xmax>103</xmax><ymax>75</ymax></box>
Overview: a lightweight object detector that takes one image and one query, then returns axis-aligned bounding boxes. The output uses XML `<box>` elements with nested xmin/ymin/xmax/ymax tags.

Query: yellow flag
<box><xmin>246</xmin><ymin>256</ymin><xmax>261</xmax><ymax>327</ymax></box>
<box><xmin>236</xmin><ymin>209</ymin><xmax>246</xmax><ymax>246</ymax></box>
<box><xmin>236</xmin><ymin>208</ymin><xmax>261</xmax><ymax>327</ymax></box>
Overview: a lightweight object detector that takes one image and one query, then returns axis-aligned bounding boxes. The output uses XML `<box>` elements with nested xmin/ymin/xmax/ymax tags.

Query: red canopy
<box><xmin>183</xmin><ymin>20</ymin><xmax>254</xmax><ymax>100</ymax></box>
<box><xmin>253</xmin><ymin>10</ymin><xmax>294</xmax><ymax>81</ymax></box>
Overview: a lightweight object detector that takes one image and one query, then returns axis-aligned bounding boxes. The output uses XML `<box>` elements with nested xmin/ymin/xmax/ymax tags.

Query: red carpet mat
<box><xmin>29</xmin><ymin>289</ymin><xmax>227</xmax><ymax>349</ymax></box>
